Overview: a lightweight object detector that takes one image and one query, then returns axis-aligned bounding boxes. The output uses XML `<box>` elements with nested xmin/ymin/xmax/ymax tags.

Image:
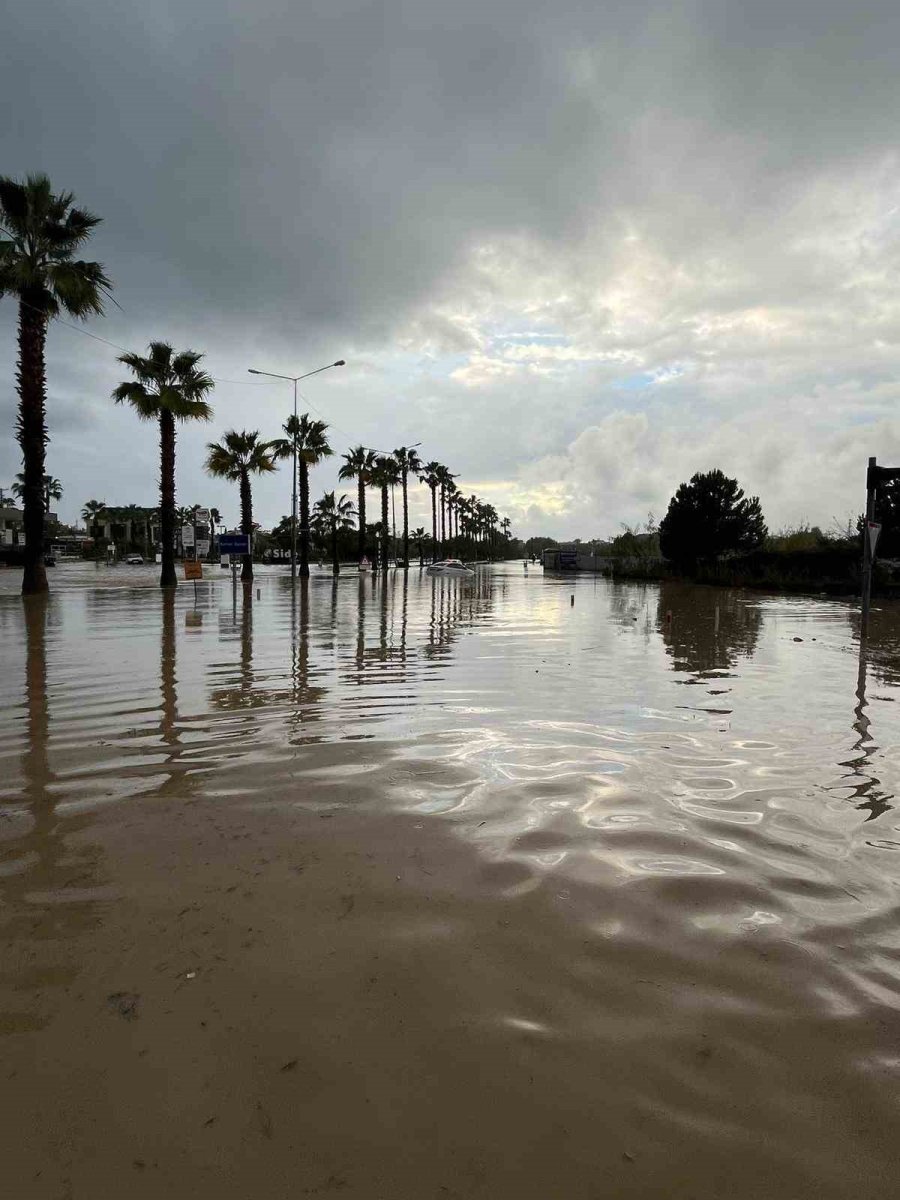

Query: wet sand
<box><xmin>3</xmin><ymin>565</ymin><xmax>900</xmax><ymax>1197</ymax></box>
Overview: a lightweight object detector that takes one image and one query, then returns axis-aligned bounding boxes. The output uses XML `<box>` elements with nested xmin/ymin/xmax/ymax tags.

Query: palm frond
<box><xmin>112</xmin><ymin>381</ymin><xmax>160</xmax><ymax>420</ymax></box>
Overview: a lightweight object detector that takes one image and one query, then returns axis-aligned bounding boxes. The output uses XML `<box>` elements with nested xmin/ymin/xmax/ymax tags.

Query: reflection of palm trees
<box><xmin>155</xmin><ymin>590</ymin><xmax>205</xmax><ymax>799</ymax></box>
<box><xmin>161</xmin><ymin>589</ymin><xmax>177</xmax><ymax>747</ymax></box>
<box><xmin>657</xmin><ymin>582</ymin><xmax>762</xmax><ymax>674</ymax></box>
<box><xmin>212</xmin><ymin>584</ymin><xmax>261</xmax><ymax>710</ymax></box>
<box><xmin>826</xmin><ymin>638</ymin><xmax>894</xmax><ymax>821</ymax></box>
<box><xmin>287</xmin><ymin>581</ymin><xmax>329</xmax><ymax>741</ymax></box>
<box><xmin>2</xmin><ymin>598</ymin><xmax>102</xmax><ymax>976</ymax></box>
<box><xmin>424</xmin><ymin>571</ymin><xmax>495</xmax><ymax>659</ymax></box>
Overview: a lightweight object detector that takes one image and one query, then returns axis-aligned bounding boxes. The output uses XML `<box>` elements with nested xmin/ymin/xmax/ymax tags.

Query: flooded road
<box><xmin>3</xmin><ymin>563</ymin><xmax>900</xmax><ymax>1198</ymax></box>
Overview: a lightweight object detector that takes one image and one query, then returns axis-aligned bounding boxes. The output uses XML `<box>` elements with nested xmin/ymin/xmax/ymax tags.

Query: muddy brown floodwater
<box><xmin>3</xmin><ymin>563</ymin><xmax>900</xmax><ymax>1198</ymax></box>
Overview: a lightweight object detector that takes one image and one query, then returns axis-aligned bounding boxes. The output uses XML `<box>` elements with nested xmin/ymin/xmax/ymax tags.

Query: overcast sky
<box><xmin>3</xmin><ymin>0</ymin><xmax>900</xmax><ymax>539</ymax></box>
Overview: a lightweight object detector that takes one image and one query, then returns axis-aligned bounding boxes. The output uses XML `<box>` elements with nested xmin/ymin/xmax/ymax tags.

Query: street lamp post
<box><xmin>248</xmin><ymin>360</ymin><xmax>345</xmax><ymax>577</ymax></box>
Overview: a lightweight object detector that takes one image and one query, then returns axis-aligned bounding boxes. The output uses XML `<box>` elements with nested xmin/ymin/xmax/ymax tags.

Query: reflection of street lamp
<box><xmin>248</xmin><ymin>360</ymin><xmax>345</xmax><ymax>577</ymax></box>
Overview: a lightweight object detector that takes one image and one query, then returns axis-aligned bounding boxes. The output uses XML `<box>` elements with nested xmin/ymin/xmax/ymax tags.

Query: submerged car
<box><xmin>426</xmin><ymin>558</ymin><xmax>475</xmax><ymax>578</ymax></box>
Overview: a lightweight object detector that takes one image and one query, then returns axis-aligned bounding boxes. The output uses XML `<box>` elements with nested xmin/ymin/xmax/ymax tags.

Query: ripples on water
<box><xmin>3</xmin><ymin>563</ymin><xmax>900</xmax><ymax>1196</ymax></box>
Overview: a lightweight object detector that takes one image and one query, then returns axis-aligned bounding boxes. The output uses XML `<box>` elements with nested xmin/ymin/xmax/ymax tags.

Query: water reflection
<box><xmin>657</xmin><ymin>581</ymin><xmax>762</xmax><ymax>675</ymax></box>
<box><xmin>1</xmin><ymin>598</ymin><xmax>105</xmax><ymax>1031</ymax></box>
<box><xmin>829</xmin><ymin>648</ymin><xmax>893</xmax><ymax>821</ymax></box>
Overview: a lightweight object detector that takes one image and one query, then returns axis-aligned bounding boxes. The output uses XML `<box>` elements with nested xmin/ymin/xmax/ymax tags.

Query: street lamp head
<box><xmin>247</xmin><ymin>369</ymin><xmax>261</xmax><ymax>374</ymax></box>
<box><xmin>334</xmin><ymin>360</ymin><xmax>346</xmax><ymax>367</ymax></box>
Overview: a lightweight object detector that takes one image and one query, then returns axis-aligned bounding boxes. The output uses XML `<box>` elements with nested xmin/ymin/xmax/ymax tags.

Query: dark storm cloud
<box><xmin>6</xmin><ymin>0</ymin><xmax>895</xmax><ymax>337</ymax></box>
<box><xmin>3</xmin><ymin>1</ymin><xmax>900</xmax><ymax>529</ymax></box>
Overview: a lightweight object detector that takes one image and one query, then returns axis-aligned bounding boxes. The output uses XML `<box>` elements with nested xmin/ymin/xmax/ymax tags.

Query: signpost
<box><xmin>218</xmin><ymin>533</ymin><xmax>251</xmax><ymax>556</ymax></box>
<box><xmin>181</xmin><ymin>524</ymin><xmax>195</xmax><ymax>549</ymax></box>
<box><xmin>861</xmin><ymin>457</ymin><xmax>900</xmax><ymax>639</ymax></box>
<box><xmin>219</xmin><ymin>533</ymin><xmax>251</xmax><ymax>589</ymax></box>
<box><xmin>184</xmin><ymin>558</ymin><xmax>203</xmax><ymax>605</ymax></box>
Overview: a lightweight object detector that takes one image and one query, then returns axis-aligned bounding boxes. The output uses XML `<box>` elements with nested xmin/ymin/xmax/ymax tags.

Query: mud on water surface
<box><xmin>2</xmin><ymin>563</ymin><xmax>900</xmax><ymax>1198</ymax></box>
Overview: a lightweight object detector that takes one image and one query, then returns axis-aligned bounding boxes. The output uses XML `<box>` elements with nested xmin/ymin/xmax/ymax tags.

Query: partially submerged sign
<box><xmin>184</xmin><ymin>560</ymin><xmax>203</xmax><ymax>580</ymax></box>
<box><xmin>219</xmin><ymin>533</ymin><xmax>251</xmax><ymax>556</ymax></box>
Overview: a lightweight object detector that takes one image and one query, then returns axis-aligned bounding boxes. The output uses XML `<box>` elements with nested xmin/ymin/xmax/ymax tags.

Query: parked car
<box><xmin>125</xmin><ymin>554</ymin><xmax>144</xmax><ymax>565</ymax></box>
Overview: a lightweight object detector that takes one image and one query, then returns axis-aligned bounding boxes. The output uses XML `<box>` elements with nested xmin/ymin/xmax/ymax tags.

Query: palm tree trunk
<box><xmin>380</xmin><ymin>484</ymin><xmax>389</xmax><ymax>572</ymax></box>
<box><xmin>440</xmin><ymin>485</ymin><xmax>446</xmax><ymax>556</ymax></box>
<box><xmin>159</xmin><ymin>409</ymin><xmax>177</xmax><ymax>588</ymax></box>
<box><xmin>17</xmin><ymin>302</ymin><xmax>49</xmax><ymax>595</ymax></box>
<box><xmin>401</xmin><ymin>468</ymin><xmax>409</xmax><ymax>570</ymax></box>
<box><xmin>357</xmin><ymin>478</ymin><xmax>366</xmax><ymax>564</ymax></box>
<box><xmin>430</xmin><ymin>485</ymin><xmax>438</xmax><ymax>563</ymax></box>
<box><xmin>332</xmin><ymin>521</ymin><xmax>339</xmax><ymax>575</ymax></box>
<box><xmin>299</xmin><ymin>458</ymin><xmax>310</xmax><ymax>578</ymax></box>
<box><xmin>239</xmin><ymin>468</ymin><xmax>253</xmax><ymax>582</ymax></box>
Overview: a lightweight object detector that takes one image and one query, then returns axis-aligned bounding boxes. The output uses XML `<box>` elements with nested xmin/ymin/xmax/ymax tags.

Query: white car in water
<box><xmin>125</xmin><ymin>554</ymin><xmax>145</xmax><ymax>565</ymax></box>
<box><xmin>426</xmin><ymin>558</ymin><xmax>476</xmax><ymax>578</ymax></box>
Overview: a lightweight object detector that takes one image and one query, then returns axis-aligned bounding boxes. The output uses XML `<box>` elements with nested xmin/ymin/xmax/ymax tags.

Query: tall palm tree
<box><xmin>422</xmin><ymin>461</ymin><xmax>442</xmax><ymax>563</ymax></box>
<box><xmin>312</xmin><ymin>491</ymin><xmax>356</xmax><ymax>575</ymax></box>
<box><xmin>483</xmin><ymin>502</ymin><xmax>498</xmax><ymax>558</ymax></box>
<box><xmin>410</xmin><ymin>526</ymin><xmax>428</xmax><ymax>568</ymax></box>
<box><xmin>466</xmin><ymin>494</ymin><xmax>479</xmax><ymax>558</ymax></box>
<box><xmin>270</xmin><ymin>413</ymin><xmax>333</xmax><ymax>577</ymax></box>
<box><xmin>1</xmin><ymin>174</ymin><xmax>111</xmax><ymax>594</ymax></box>
<box><xmin>338</xmin><ymin>445</ymin><xmax>377</xmax><ymax>567</ymax></box>
<box><xmin>113</xmin><ymin>342</ymin><xmax>213</xmax><ymax>588</ymax></box>
<box><xmin>435</xmin><ymin>465</ymin><xmax>457</xmax><ymax>556</ymax></box>
<box><xmin>81</xmin><ymin>498</ymin><xmax>106</xmax><ymax>539</ymax></box>
<box><xmin>205</xmin><ymin>431</ymin><xmax>276</xmax><ymax>582</ymax></box>
<box><xmin>370</xmin><ymin>455</ymin><xmax>400</xmax><ymax>571</ymax></box>
<box><xmin>393</xmin><ymin>446</ymin><xmax>422</xmax><ymax>569</ymax></box>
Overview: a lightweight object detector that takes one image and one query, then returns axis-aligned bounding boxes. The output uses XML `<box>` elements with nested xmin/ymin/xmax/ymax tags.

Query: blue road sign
<box><xmin>219</xmin><ymin>534</ymin><xmax>250</xmax><ymax>555</ymax></box>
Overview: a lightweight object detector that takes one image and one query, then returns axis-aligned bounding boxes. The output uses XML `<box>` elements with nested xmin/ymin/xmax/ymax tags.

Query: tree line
<box><xmin>0</xmin><ymin>174</ymin><xmax>514</xmax><ymax>593</ymax></box>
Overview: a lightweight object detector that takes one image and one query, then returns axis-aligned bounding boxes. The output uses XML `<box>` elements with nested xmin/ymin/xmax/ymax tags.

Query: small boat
<box><xmin>426</xmin><ymin>558</ymin><xmax>475</xmax><ymax>578</ymax></box>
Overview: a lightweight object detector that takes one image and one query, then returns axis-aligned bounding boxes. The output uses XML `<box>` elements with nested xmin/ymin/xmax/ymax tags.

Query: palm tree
<box><xmin>205</xmin><ymin>431</ymin><xmax>276</xmax><ymax>582</ymax></box>
<box><xmin>12</xmin><ymin>472</ymin><xmax>63</xmax><ymax>511</ymax></box>
<box><xmin>270</xmin><ymin>413</ymin><xmax>333</xmax><ymax>577</ymax></box>
<box><xmin>446</xmin><ymin>479</ymin><xmax>459</xmax><ymax>554</ymax></box>
<box><xmin>370</xmin><ymin>456</ymin><xmax>400</xmax><ymax>571</ymax></box>
<box><xmin>482</xmin><ymin>502</ymin><xmax>498</xmax><ymax>558</ymax></box>
<box><xmin>435</xmin><ymin>465</ymin><xmax>457</xmax><ymax>556</ymax></box>
<box><xmin>411</xmin><ymin>526</ymin><xmax>428</xmax><ymax>568</ymax></box>
<box><xmin>312</xmin><ymin>491</ymin><xmax>356</xmax><ymax>575</ymax></box>
<box><xmin>81</xmin><ymin>498</ymin><xmax>106</xmax><ymax>539</ymax></box>
<box><xmin>338</xmin><ymin>446</ymin><xmax>377</xmax><ymax>567</ymax></box>
<box><xmin>0</xmin><ymin>175</ymin><xmax>111</xmax><ymax>593</ymax></box>
<box><xmin>422</xmin><ymin>461</ymin><xmax>442</xmax><ymax>563</ymax></box>
<box><xmin>392</xmin><ymin>446</ymin><xmax>422</xmax><ymax>569</ymax></box>
<box><xmin>113</xmin><ymin>342</ymin><xmax>213</xmax><ymax>588</ymax></box>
